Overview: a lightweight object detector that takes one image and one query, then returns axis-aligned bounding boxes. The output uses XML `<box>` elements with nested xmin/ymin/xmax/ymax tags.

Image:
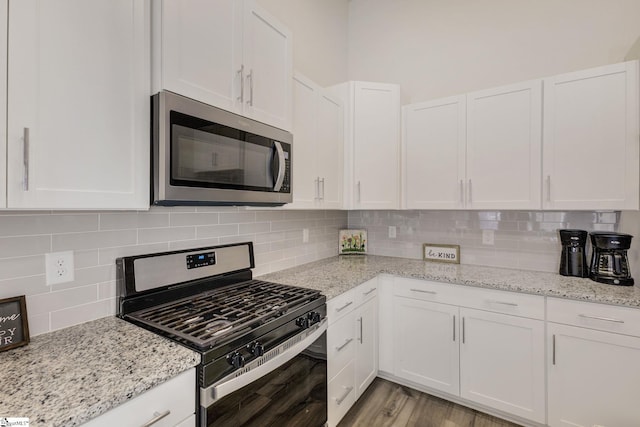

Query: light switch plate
<box><xmin>388</xmin><ymin>226</ymin><xmax>397</xmax><ymax>239</ymax></box>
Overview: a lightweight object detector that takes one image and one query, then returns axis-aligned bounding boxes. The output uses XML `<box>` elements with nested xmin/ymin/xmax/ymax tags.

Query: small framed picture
<box><xmin>0</xmin><ymin>295</ymin><xmax>30</xmax><ymax>352</ymax></box>
<box><xmin>423</xmin><ymin>243</ymin><xmax>460</xmax><ymax>264</ymax></box>
<box><xmin>339</xmin><ymin>229</ymin><xmax>367</xmax><ymax>255</ymax></box>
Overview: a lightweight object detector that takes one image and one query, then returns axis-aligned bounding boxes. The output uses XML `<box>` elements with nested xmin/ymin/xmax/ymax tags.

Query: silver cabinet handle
<box><xmin>552</xmin><ymin>334</ymin><xmax>556</xmax><ymax>365</ymax></box>
<box><xmin>358</xmin><ymin>317</ymin><xmax>363</xmax><ymax>343</ymax></box>
<box><xmin>236</xmin><ymin>65</ymin><xmax>244</xmax><ymax>102</ymax></box>
<box><xmin>462</xmin><ymin>317</ymin><xmax>465</xmax><ymax>344</ymax></box>
<box><xmin>140</xmin><ymin>410</ymin><xmax>170</xmax><ymax>427</ymax></box>
<box><xmin>578</xmin><ymin>314</ymin><xmax>625</xmax><ymax>324</ymax></box>
<box><xmin>246</xmin><ymin>69</ymin><xmax>254</xmax><ymax>106</ymax></box>
<box><xmin>335</xmin><ymin>338</ymin><xmax>353</xmax><ymax>352</ymax></box>
<box><xmin>315</xmin><ymin>177</ymin><xmax>320</xmax><ymax>200</ymax></box>
<box><xmin>453</xmin><ymin>315</ymin><xmax>456</xmax><ymax>342</ymax></box>
<box><xmin>546</xmin><ymin>175</ymin><xmax>551</xmax><ymax>202</ymax></box>
<box><xmin>335</xmin><ymin>386</ymin><xmax>354</xmax><ymax>405</ymax></box>
<box><xmin>410</xmin><ymin>288</ymin><xmax>436</xmax><ymax>295</ymax></box>
<box><xmin>320</xmin><ymin>178</ymin><xmax>325</xmax><ymax>200</ymax></box>
<box><xmin>459</xmin><ymin>180</ymin><xmax>464</xmax><ymax>204</ymax></box>
<box><xmin>363</xmin><ymin>287</ymin><xmax>377</xmax><ymax>296</ymax></box>
<box><xmin>335</xmin><ymin>301</ymin><xmax>353</xmax><ymax>312</ymax></box>
<box><xmin>23</xmin><ymin>127</ymin><xmax>30</xmax><ymax>191</ymax></box>
<box><xmin>468</xmin><ymin>179</ymin><xmax>472</xmax><ymax>203</ymax></box>
<box><xmin>486</xmin><ymin>299</ymin><xmax>518</xmax><ymax>307</ymax></box>
<box><xmin>357</xmin><ymin>181</ymin><xmax>361</xmax><ymax>203</ymax></box>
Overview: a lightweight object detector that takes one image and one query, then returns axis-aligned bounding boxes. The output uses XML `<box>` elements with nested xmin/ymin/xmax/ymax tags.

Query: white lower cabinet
<box><xmin>327</xmin><ymin>278</ymin><xmax>378</xmax><ymax>427</ymax></box>
<box><xmin>459</xmin><ymin>308</ymin><xmax>545</xmax><ymax>423</ymax></box>
<box><xmin>387</xmin><ymin>277</ymin><xmax>546</xmax><ymax>425</ymax></box>
<box><xmin>394</xmin><ymin>297</ymin><xmax>459</xmax><ymax>395</ymax></box>
<box><xmin>547</xmin><ymin>298</ymin><xmax>640</xmax><ymax>427</ymax></box>
<box><xmin>81</xmin><ymin>368</ymin><xmax>195</xmax><ymax>427</ymax></box>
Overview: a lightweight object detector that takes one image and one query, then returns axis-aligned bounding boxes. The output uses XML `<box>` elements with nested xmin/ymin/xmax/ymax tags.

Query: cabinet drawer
<box><xmin>548</xmin><ymin>297</ymin><xmax>640</xmax><ymax>337</ymax></box>
<box><xmin>328</xmin><ymin>311</ymin><xmax>356</xmax><ymax>380</ymax></box>
<box><xmin>457</xmin><ymin>287</ymin><xmax>545</xmax><ymax>320</ymax></box>
<box><xmin>82</xmin><ymin>368</ymin><xmax>195</xmax><ymax>427</ymax></box>
<box><xmin>393</xmin><ymin>277</ymin><xmax>459</xmax><ymax>306</ymax></box>
<box><xmin>327</xmin><ymin>360</ymin><xmax>356</xmax><ymax>427</ymax></box>
<box><xmin>355</xmin><ymin>278</ymin><xmax>378</xmax><ymax>306</ymax></box>
<box><xmin>327</xmin><ymin>288</ymin><xmax>357</xmax><ymax>324</ymax></box>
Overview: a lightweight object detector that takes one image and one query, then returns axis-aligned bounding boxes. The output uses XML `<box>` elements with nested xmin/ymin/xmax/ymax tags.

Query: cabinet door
<box><xmin>156</xmin><ymin>0</ymin><xmax>242</xmax><ymax>113</ymax></box>
<box><xmin>393</xmin><ymin>296</ymin><xmax>460</xmax><ymax>396</ymax></box>
<box><xmin>353</xmin><ymin>82</ymin><xmax>400</xmax><ymax>209</ymax></box>
<box><xmin>317</xmin><ymin>90</ymin><xmax>344</xmax><ymax>209</ymax></box>
<box><xmin>0</xmin><ymin>0</ymin><xmax>6</xmax><ymax>208</ymax></box>
<box><xmin>7</xmin><ymin>0</ymin><xmax>150</xmax><ymax>209</ymax></box>
<box><xmin>543</xmin><ymin>61</ymin><xmax>639</xmax><ymax>210</ymax></box>
<box><xmin>459</xmin><ymin>308</ymin><xmax>545</xmax><ymax>423</ymax></box>
<box><xmin>291</xmin><ymin>73</ymin><xmax>320</xmax><ymax>208</ymax></box>
<box><xmin>355</xmin><ymin>296</ymin><xmax>378</xmax><ymax>398</ymax></box>
<box><xmin>466</xmin><ymin>80</ymin><xmax>542</xmax><ymax>210</ymax></box>
<box><xmin>548</xmin><ymin>323</ymin><xmax>640</xmax><ymax>427</ymax></box>
<box><xmin>242</xmin><ymin>0</ymin><xmax>292</xmax><ymax>131</ymax></box>
<box><xmin>403</xmin><ymin>96</ymin><xmax>466</xmax><ymax>209</ymax></box>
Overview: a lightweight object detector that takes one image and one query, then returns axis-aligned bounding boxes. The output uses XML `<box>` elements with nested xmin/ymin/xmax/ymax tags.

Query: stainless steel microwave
<box><xmin>152</xmin><ymin>91</ymin><xmax>292</xmax><ymax>206</ymax></box>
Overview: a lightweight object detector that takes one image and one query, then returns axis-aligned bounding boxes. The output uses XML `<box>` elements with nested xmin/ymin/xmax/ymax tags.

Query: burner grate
<box><xmin>127</xmin><ymin>280</ymin><xmax>320</xmax><ymax>348</ymax></box>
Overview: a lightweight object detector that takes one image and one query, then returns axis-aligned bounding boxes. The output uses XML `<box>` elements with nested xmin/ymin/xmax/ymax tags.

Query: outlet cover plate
<box><xmin>482</xmin><ymin>229</ymin><xmax>495</xmax><ymax>245</ymax></box>
<box><xmin>45</xmin><ymin>251</ymin><xmax>75</xmax><ymax>285</ymax></box>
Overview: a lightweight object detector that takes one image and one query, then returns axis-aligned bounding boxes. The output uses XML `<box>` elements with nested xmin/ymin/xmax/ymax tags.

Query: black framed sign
<box><xmin>0</xmin><ymin>295</ymin><xmax>30</xmax><ymax>352</ymax></box>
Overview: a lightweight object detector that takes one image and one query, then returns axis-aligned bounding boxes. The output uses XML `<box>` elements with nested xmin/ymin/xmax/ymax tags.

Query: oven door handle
<box><xmin>200</xmin><ymin>318</ymin><xmax>327</xmax><ymax>407</ymax></box>
<box><xmin>273</xmin><ymin>141</ymin><xmax>286</xmax><ymax>191</ymax></box>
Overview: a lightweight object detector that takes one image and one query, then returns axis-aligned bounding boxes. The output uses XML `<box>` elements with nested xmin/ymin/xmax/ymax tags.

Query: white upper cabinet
<box><xmin>0</xmin><ymin>0</ymin><xmax>7</xmax><ymax>209</ymax></box>
<box><xmin>466</xmin><ymin>80</ymin><xmax>542</xmax><ymax>210</ymax></box>
<box><xmin>542</xmin><ymin>60</ymin><xmax>639</xmax><ymax>210</ymax></box>
<box><xmin>331</xmin><ymin>81</ymin><xmax>400</xmax><ymax>209</ymax></box>
<box><xmin>154</xmin><ymin>0</ymin><xmax>292</xmax><ymax>131</ymax></box>
<box><xmin>403</xmin><ymin>96</ymin><xmax>466</xmax><ymax>209</ymax></box>
<box><xmin>7</xmin><ymin>0</ymin><xmax>150</xmax><ymax>209</ymax></box>
<box><xmin>291</xmin><ymin>73</ymin><xmax>343</xmax><ymax>209</ymax></box>
<box><xmin>154</xmin><ymin>0</ymin><xmax>242</xmax><ymax>113</ymax></box>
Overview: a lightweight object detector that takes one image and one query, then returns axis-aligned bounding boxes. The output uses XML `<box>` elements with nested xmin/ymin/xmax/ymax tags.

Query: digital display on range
<box><xmin>186</xmin><ymin>251</ymin><xmax>216</xmax><ymax>269</ymax></box>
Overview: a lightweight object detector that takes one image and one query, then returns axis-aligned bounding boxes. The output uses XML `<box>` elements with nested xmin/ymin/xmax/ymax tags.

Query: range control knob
<box><xmin>227</xmin><ymin>351</ymin><xmax>245</xmax><ymax>369</ymax></box>
<box><xmin>307</xmin><ymin>312</ymin><xmax>321</xmax><ymax>325</ymax></box>
<box><xmin>248</xmin><ymin>341</ymin><xmax>265</xmax><ymax>357</ymax></box>
<box><xmin>296</xmin><ymin>316</ymin><xmax>310</xmax><ymax>329</ymax></box>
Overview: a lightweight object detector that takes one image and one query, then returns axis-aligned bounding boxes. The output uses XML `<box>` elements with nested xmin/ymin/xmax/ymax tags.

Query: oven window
<box><xmin>170</xmin><ymin>112</ymin><xmax>275</xmax><ymax>191</ymax></box>
<box><xmin>204</xmin><ymin>334</ymin><xmax>327</xmax><ymax>427</ymax></box>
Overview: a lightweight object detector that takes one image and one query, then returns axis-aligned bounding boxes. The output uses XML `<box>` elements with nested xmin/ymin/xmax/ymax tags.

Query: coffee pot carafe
<box><xmin>589</xmin><ymin>232</ymin><xmax>634</xmax><ymax>286</ymax></box>
<box><xmin>558</xmin><ymin>229</ymin><xmax>589</xmax><ymax>278</ymax></box>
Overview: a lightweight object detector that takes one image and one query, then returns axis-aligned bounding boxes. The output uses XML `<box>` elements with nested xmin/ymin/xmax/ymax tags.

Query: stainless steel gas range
<box><xmin>116</xmin><ymin>242</ymin><xmax>327</xmax><ymax>427</ymax></box>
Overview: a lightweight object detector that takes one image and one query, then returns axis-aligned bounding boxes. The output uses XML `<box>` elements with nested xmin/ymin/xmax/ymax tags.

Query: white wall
<box><xmin>257</xmin><ymin>0</ymin><xmax>349</xmax><ymax>85</ymax></box>
<box><xmin>348</xmin><ymin>0</ymin><xmax>640</xmax><ymax>103</ymax></box>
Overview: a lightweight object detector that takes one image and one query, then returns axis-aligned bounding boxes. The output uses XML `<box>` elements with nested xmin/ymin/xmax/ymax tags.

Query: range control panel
<box><xmin>186</xmin><ymin>251</ymin><xmax>216</xmax><ymax>269</ymax></box>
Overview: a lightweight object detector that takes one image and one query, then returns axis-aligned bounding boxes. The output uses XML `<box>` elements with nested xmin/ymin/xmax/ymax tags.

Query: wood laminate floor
<box><xmin>337</xmin><ymin>378</ymin><xmax>523</xmax><ymax>427</ymax></box>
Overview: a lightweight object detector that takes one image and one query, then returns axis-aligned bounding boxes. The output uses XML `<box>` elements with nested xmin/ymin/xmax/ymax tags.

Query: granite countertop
<box><xmin>259</xmin><ymin>255</ymin><xmax>640</xmax><ymax>308</ymax></box>
<box><xmin>0</xmin><ymin>316</ymin><xmax>200</xmax><ymax>427</ymax></box>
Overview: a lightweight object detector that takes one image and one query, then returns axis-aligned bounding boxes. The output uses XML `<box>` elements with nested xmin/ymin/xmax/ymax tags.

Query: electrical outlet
<box><xmin>388</xmin><ymin>226</ymin><xmax>397</xmax><ymax>239</ymax></box>
<box><xmin>45</xmin><ymin>251</ymin><xmax>75</xmax><ymax>285</ymax></box>
<box><xmin>302</xmin><ymin>228</ymin><xmax>309</xmax><ymax>243</ymax></box>
<box><xmin>482</xmin><ymin>229</ymin><xmax>495</xmax><ymax>245</ymax></box>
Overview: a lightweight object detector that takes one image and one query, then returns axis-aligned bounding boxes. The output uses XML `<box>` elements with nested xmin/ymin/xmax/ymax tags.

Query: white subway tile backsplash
<box><xmin>0</xmin><ymin>235</ymin><xmax>51</xmax><ymax>258</ymax></box>
<box><xmin>52</xmin><ymin>230</ymin><xmax>137</xmax><ymax>251</ymax></box>
<box><xmin>0</xmin><ymin>209</ymin><xmax>346</xmax><ymax>336</ymax></box>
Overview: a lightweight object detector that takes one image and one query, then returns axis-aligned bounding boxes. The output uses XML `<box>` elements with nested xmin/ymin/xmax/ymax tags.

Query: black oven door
<box><xmin>200</xmin><ymin>320</ymin><xmax>327</xmax><ymax>427</ymax></box>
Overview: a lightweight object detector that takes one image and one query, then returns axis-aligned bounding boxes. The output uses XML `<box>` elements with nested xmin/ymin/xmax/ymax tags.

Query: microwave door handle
<box><xmin>273</xmin><ymin>141</ymin><xmax>286</xmax><ymax>191</ymax></box>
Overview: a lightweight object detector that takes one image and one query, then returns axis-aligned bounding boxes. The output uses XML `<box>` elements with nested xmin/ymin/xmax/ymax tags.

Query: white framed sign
<box><xmin>423</xmin><ymin>244</ymin><xmax>460</xmax><ymax>264</ymax></box>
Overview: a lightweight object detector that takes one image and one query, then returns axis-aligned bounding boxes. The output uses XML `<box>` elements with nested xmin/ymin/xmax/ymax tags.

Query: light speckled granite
<box><xmin>259</xmin><ymin>255</ymin><xmax>640</xmax><ymax>308</ymax></box>
<box><xmin>0</xmin><ymin>316</ymin><xmax>200</xmax><ymax>427</ymax></box>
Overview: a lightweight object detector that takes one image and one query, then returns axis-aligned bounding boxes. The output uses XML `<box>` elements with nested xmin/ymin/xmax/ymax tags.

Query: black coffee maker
<box><xmin>589</xmin><ymin>232</ymin><xmax>634</xmax><ymax>286</ymax></box>
<box><xmin>559</xmin><ymin>229</ymin><xmax>589</xmax><ymax>277</ymax></box>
